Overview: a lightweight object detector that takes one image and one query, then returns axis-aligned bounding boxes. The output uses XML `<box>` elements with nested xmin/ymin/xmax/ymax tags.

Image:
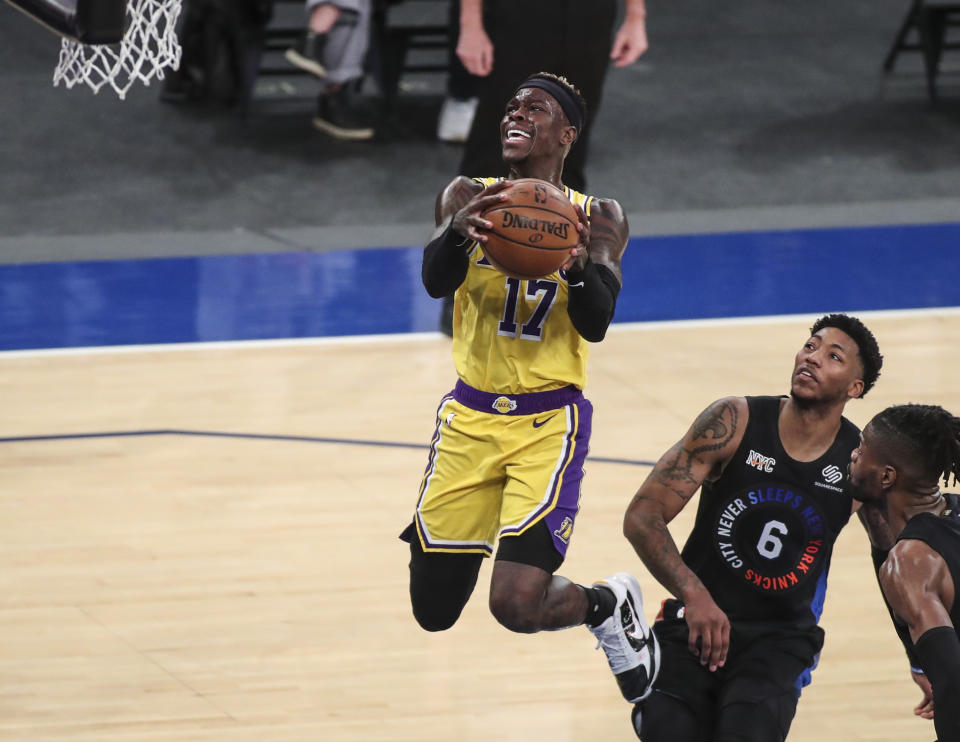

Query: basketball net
<box><xmin>53</xmin><ymin>0</ymin><xmax>182</xmax><ymax>99</ymax></box>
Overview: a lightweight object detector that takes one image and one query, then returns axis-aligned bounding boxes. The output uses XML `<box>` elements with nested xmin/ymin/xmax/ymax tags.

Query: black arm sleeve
<box><xmin>913</xmin><ymin>626</ymin><xmax>960</xmax><ymax>742</ymax></box>
<box><xmin>422</xmin><ymin>224</ymin><xmax>470</xmax><ymax>298</ymax></box>
<box><xmin>564</xmin><ymin>260</ymin><xmax>620</xmax><ymax>342</ymax></box>
<box><xmin>872</xmin><ymin>546</ymin><xmax>925</xmax><ymax>671</ymax></box>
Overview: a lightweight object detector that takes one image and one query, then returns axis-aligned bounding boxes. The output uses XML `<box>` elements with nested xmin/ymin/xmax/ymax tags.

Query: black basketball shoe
<box><xmin>285</xmin><ymin>31</ymin><xmax>327</xmax><ymax>79</ymax></box>
<box><xmin>313</xmin><ymin>88</ymin><xmax>374</xmax><ymax>141</ymax></box>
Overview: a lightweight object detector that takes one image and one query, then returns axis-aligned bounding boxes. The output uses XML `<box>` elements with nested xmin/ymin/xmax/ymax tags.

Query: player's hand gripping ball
<box><xmin>479</xmin><ymin>178</ymin><xmax>580</xmax><ymax>279</ymax></box>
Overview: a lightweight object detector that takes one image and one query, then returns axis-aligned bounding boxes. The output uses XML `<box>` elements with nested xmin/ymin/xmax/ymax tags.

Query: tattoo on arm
<box><xmin>653</xmin><ymin>400</ymin><xmax>739</xmax><ymax>501</ymax></box>
<box><xmin>450</xmin><ymin>178</ymin><xmax>480</xmax><ymax>206</ymax></box>
<box><xmin>629</xmin><ymin>493</ymin><xmax>703</xmax><ymax>599</ymax></box>
<box><xmin>858</xmin><ymin>503</ymin><xmax>895</xmax><ymax>550</ymax></box>
<box><xmin>438</xmin><ymin>177</ymin><xmax>483</xmax><ymax>226</ymax></box>
<box><xmin>690</xmin><ymin>401</ymin><xmax>736</xmax><ymax>446</ymax></box>
<box><xmin>652</xmin><ymin>443</ymin><xmax>700</xmax><ymax>501</ymax></box>
<box><xmin>586</xmin><ymin>199</ymin><xmax>628</xmax><ymax>279</ymax></box>
<box><xmin>589</xmin><ymin>215</ymin><xmax>628</xmax><ymax>253</ymax></box>
<box><xmin>633</xmin><ymin>493</ymin><xmax>679</xmax><ymax>550</ymax></box>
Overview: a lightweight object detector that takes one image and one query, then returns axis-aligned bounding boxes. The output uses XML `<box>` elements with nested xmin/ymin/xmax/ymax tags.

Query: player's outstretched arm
<box><xmin>422</xmin><ymin>177</ymin><xmax>507</xmax><ymax>298</ymax></box>
<box><xmin>563</xmin><ymin>197</ymin><xmax>627</xmax><ymax>342</ymax></box>
<box><xmin>623</xmin><ymin>396</ymin><xmax>748</xmax><ymax>671</ymax></box>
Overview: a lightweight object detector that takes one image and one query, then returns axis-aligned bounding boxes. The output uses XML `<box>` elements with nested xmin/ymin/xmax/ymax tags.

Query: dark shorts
<box><xmin>641</xmin><ymin>609</ymin><xmax>824</xmax><ymax>742</ymax></box>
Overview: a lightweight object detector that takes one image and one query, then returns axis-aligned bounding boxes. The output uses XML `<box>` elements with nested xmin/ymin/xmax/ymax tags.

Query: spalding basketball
<box><xmin>481</xmin><ymin>178</ymin><xmax>580</xmax><ymax>280</ymax></box>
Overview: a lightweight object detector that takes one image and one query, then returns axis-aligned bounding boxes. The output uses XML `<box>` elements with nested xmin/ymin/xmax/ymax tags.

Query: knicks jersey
<box><xmin>452</xmin><ymin>177</ymin><xmax>595</xmax><ymax>394</ymax></box>
<box><xmin>680</xmin><ymin>396</ymin><xmax>860</xmax><ymax>627</ymax></box>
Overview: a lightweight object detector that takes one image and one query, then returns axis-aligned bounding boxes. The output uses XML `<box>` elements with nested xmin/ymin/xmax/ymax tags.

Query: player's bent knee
<box><xmin>488</xmin><ymin>559</ymin><xmax>551</xmax><ymax>633</ymax></box>
<box><xmin>488</xmin><ymin>591</ymin><xmax>539</xmax><ymax>634</ymax></box>
<box><xmin>637</xmin><ymin>692</ymin><xmax>707</xmax><ymax>742</ymax></box>
<box><xmin>409</xmin><ymin>573</ymin><xmax>477</xmax><ymax>632</ymax></box>
<box><xmin>406</xmin><ymin>534</ymin><xmax>483</xmax><ymax>632</ymax></box>
<box><xmin>411</xmin><ymin>603</ymin><xmax>461</xmax><ymax>632</ymax></box>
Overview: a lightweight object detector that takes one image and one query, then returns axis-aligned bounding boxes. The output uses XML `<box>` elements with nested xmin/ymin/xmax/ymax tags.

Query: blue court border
<box><xmin>3</xmin><ymin>220</ymin><xmax>958</xmax><ymax>459</ymax></box>
<box><xmin>1</xmin><ymin>221</ymin><xmax>959</xmax><ymax>351</ymax></box>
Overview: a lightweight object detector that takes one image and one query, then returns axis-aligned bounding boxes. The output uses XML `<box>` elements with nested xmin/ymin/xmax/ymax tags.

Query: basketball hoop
<box><xmin>53</xmin><ymin>0</ymin><xmax>182</xmax><ymax>99</ymax></box>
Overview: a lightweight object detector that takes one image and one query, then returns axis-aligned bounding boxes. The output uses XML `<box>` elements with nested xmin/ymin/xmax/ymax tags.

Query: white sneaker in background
<box><xmin>436</xmin><ymin>96</ymin><xmax>479</xmax><ymax>143</ymax></box>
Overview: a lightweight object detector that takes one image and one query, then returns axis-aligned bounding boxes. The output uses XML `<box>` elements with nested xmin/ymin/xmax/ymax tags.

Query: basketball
<box><xmin>480</xmin><ymin>178</ymin><xmax>580</xmax><ymax>280</ymax></box>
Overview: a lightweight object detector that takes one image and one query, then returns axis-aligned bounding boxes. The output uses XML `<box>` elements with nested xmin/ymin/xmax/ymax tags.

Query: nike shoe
<box><xmin>588</xmin><ymin>572</ymin><xmax>660</xmax><ymax>703</ymax></box>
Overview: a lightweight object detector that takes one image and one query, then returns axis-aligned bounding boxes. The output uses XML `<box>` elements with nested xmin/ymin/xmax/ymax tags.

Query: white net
<box><xmin>53</xmin><ymin>0</ymin><xmax>183</xmax><ymax>99</ymax></box>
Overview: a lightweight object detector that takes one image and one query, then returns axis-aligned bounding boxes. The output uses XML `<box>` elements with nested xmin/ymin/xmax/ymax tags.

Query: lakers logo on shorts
<box><xmin>492</xmin><ymin>396</ymin><xmax>518</xmax><ymax>414</ymax></box>
<box><xmin>553</xmin><ymin>517</ymin><xmax>574</xmax><ymax>544</ymax></box>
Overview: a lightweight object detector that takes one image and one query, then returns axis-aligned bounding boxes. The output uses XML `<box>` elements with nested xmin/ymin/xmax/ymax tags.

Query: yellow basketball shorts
<box><xmin>411</xmin><ymin>379</ymin><xmax>593</xmax><ymax>559</ymax></box>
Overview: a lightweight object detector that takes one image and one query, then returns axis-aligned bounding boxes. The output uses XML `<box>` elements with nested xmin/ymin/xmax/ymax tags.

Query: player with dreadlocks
<box><xmin>849</xmin><ymin>403</ymin><xmax>960</xmax><ymax>742</ymax></box>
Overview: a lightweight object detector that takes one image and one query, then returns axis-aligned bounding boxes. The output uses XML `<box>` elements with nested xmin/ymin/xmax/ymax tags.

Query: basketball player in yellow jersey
<box><xmin>400</xmin><ymin>72</ymin><xmax>660</xmax><ymax>705</ymax></box>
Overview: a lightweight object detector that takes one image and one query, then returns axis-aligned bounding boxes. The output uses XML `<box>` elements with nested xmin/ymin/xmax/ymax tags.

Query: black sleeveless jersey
<box><xmin>679</xmin><ymin>396</ymin><xmax>860</xmax><ymax>628</ymax></box>
<box><xmin>897</xmin><ymin>492</ymin><xmax>960</xmax><ymax>637</ymax></box>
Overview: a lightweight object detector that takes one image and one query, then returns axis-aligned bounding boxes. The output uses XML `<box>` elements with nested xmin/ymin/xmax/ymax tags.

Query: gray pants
<box><xmin>305</xmin><ymin>0</ymin><xmax>371</xmax><ymax>85</ymax></box>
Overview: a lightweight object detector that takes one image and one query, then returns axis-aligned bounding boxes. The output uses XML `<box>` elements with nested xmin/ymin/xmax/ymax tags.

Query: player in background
<box><xmin>848</xmin><ymin>403</ymin><xmax>960</xmax><ymax>742</ymax></box>
<box><xmin>616</xmin><ymin>314</ymin><xmax>883</xmax><ymax>741</ymax></box>
<box><xmin>400</xmin><ymin>71</ymin><xmax>658</xmax><ymax>705</ymax></box>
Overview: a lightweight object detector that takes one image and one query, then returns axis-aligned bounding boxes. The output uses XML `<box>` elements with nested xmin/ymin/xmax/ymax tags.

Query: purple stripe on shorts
<box><xmin>498</xmin><ymin>398</ymin><xmax>593</xmax><ymax>558</ymax></box>
<box><xmin>542</xmin><ymin>398</ymin><xmax>593</xmax><ymax>557</ymax></box>
<box><xmin>452</xmin><ymin>379</ymin><xmax>583</xmax><ymax>415</ymax></box>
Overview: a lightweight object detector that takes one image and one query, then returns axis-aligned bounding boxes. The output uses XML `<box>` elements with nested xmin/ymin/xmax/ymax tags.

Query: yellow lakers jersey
<box><xmin>452</xmin><ymin>177</ymin><xmax>595</xmax><ymax>394</ymax></box>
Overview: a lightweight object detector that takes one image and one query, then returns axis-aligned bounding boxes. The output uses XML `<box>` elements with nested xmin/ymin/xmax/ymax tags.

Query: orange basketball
<box><xmin>480</xmin><ymin>178</ymin><xmax>580</xmax><ymax>279</ymax></box>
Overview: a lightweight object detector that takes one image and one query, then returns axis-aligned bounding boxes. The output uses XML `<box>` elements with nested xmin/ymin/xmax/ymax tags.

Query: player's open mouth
<box><xmin>504</xmin><ymin>128</ymin><xmax>532</xmax><ymax>143</ymax></box>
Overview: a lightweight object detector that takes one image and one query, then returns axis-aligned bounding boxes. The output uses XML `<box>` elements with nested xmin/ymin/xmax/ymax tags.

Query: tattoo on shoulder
<box><xmin>652</xmin><ymin>400</ymin><xmax>739</xmax><ymax>501</ymax></box>
<box><xmin>691</xmin><ymin>400</ymin><xmax>738</xmax><ymax>447</ymax></box>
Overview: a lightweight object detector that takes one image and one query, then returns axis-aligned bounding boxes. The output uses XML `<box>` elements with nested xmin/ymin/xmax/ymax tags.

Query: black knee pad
<box><xmin>637</xmin><ymin>692</ymin><xmax>711</xmax><ymax>742</ymax></box>
<box><xmin>404</xmin><ymin>525</ymin><xmax>483</xmax><ymax>631</ymax></box>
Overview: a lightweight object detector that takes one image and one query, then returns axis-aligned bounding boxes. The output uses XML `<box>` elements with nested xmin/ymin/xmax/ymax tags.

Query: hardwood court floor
<box><xmin>2</xmin><ymin>311</ymin><xmax>958</xmax><ymax>742</ymax></box>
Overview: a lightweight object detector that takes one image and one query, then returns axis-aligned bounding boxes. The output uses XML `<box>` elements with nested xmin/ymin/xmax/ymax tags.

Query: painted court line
<box><xmin>0</xmin><ymin>428</ymin><xmax>656</xmax><ymax>468</ymax></box>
